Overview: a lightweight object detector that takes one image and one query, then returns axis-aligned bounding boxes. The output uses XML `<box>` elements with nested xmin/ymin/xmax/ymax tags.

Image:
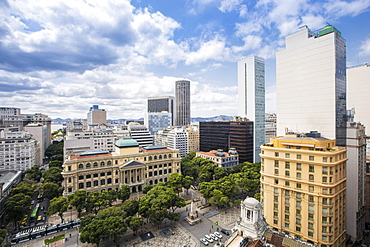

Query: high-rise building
<box><xmin>347</xmin><ymin>63</ymin><xmax>370</xmax><ymax>155</ymax></box>
<box><xmin>127</xmin><ymin>123</ymin><xmax>153</xmax><ymax>147</ymax></box>
<box><xmin>24</xmin><ymin>123</ymin><xmax>49</xmax><ymax>161</ymax></box>
<box><xmin>260</xmin><ymin>134</ymin><xmax>347</xmax><ymax>246</ymax></box>
<box><xmin>87</xmin><ymin>105</ymin><xmax>107</xmax><ymax>126</ymax></box>
<box><xmin>265</xmin><ymin>113</ymin><xmax>277</xmax><ymax>143</ymax></box>
<box><xmin>146</xmin><ymin>96</ymin><xmax>175</xmax><ymax>135</ymax></box>
<box><xmin>167</xmin><ymin>127</ymin><xmax>188</xmax><ymax>158</ymax></box>
<box><xmin>238</xmin><ymin>55</ymin><xmax>265</xmax><ymax>162</ymax></box>
<box><xmin>199</xmin><ymin>119</ymin><xmax>254</xmax><ymax>163</ymax></box>
<box><xmin>146</xmin><ymin>112</ymin><xmax>172</xmax><ymax>135</ymax></box>
<box><xmin>346</xmin><ymin>110</ymin><xmax>366</xmax><ymax>241</ymax></box>
<box><xmin>185</xmin><ymin>125</ymin><xmax>199</xmax><ymax>153</ymax></box>
<box><xmin>147</xmin><ymin>96</ymin><xmax>175</xmax><ymax>121</ymax></box>
<box><xmin>175</xmin><ymin>80</ymin><xmax>190</xmax><ymax>126</ymax></box>
<box><xmin>276</xmin><ymin>25</ymin><xmax>347</xmax><ymax>146</ymax></box>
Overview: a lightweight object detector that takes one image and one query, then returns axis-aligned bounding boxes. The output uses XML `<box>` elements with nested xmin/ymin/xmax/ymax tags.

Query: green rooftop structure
<box><xmin>115</xmin><ymin>137</ymin><xmax>139</xmax><ymax>148</ymax></box>
<box><xmin>318</xmin><ymin>24</ymin><xmax>341</xmax><ymax>37</ymax></box>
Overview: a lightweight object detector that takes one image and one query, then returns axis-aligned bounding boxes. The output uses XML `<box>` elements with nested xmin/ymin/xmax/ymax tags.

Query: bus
<box><xmin>30</xmin><ymin>203</ymin><xmax>40</xmax><ymax>221</ymax></box>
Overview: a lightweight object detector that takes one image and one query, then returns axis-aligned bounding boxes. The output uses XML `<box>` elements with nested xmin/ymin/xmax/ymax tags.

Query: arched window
<box><xmin>154</xmin><ymin>156</ymin><xmax>157</xmax><ymax>160</ymax></box>
<box><xmin>164</xmin><ymin>154</ymin><xmax>167</xmax><ymax>159</ymax></box>
<box><xmin>149</xmin><ymin>156</ymin><xmax>152</xmax><ymax>161</ymax></box>
<box><xmin>100</xmin><ymin>161</ymin><xmax>105</xmax><ymax>167</ymax></box>
<box><xmin>159</xmin><ymin>155</ymin><xmax>162</xmax><ymax>159</ymax></box>
<box><xmin>154</xmin><ymin>179</ymin><xmax>158</xmax><ymax>184</ymax></box>
<box><xmin>107</xmin><ymin>161</ymin><xmax>112</xmax><ymax>166</ymax></box>
<box><xmin>169</xmin><ymin>154</ymin><xmax>172</xmax><ymax>158</ymax></box>
<box><xmin>86</xmin><ymin>163</ymin><xmax>91</xmax><ymax>168</ymax></box>
<box><xmin>93</xmin><ymin>162</ymin><xmax>98</xmax><ymax>168</ymax></box>
<box><xmin>149</xmin><ymin>180</ymin><xmax>153</xmax><ymax>185</ymax></box>
<box><xmin>78</xmin><ymin>164</ymin><xmax>84</xmax><ymax>169</ymax></box>
<box><xmin>144</xmin><ymin>157</ymin><xmax>147</xmax><ymax>161</ymax></box>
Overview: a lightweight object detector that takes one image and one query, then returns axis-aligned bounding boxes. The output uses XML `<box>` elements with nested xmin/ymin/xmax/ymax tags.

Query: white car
<box><xmin>200</xmin><ymin>238</ymin><xmax>209</xmax><ymax>246</ymax></box>
<box><xmin>210</xmin><ymin>233</ymin><xmax>218</xmax><ymax>241</ymax></box>
<box><xmin>205</xmin><ymin>235</ymin><xmax>214</xmax><ymax>243</ymax></box>
<box><xmin>214</xmin><ymin>231</ymin><xmax>222</xmax><ymax>238</ymax></box>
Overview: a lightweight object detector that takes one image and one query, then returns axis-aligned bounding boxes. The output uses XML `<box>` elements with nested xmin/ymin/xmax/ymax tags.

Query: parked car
<box><xmin>205</xmin><ymin>235</ymin><xmax>214</xmax><ymax>243</ymax></box>
<box><xmin>200</xmin><ymin>238</ymin><xmax>209</xmax><ymax>246</ymax></box>
<box><xmin>221</xmin><ymin>229</ymin><xmax>230</xmax><ymax>235</ymax></box>
<box><xmin>214</xmin><ymin>231</ymin><xmax>222</xmax><ymax>238</ymax></box>
<box><xmin>210</xmin><ymin>233</ymin><xmax>218</xmax><ymax>241</ymax></box>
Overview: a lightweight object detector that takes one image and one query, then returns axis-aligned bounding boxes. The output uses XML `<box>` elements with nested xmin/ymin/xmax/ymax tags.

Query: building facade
<box><xmin>260</xmin><ymin>134</ymin><xmax>347</xmax><ymax>247</ymax></box>
<box><xmin>276</xmin><ymin>25</ymin><xmax>347</xmax><ymax>146</ymax></box>
<box><xmin>347</xmin><ymin>63</ymin><xmax>370</xmax><ymax>155</ymax></box>
<box><xmin>186</xmin><ymin>125</ymin><xmax>199</xmax><ymax>153</ymax></box>
<box><xmin>175</xmin><ymin>80</ymin><xmax>190</xmax><ymax>126</ymax></box>
<box><xmin>167</xmin><ymin>127</ymin><xmax>188</xmax><ymax>158</ymax></box>
<box><xmin>24</xmin><ymin>123</ymin><xmax>49</xmax><ymax>161</ymax></box>
<box><xmin>87</xmin><ymin>105</ymin><xmax>107</xmax><ymax>126</ymax></box>
<box><xmin>62</xmin><ymin>138</ymin><xmax>181</xmax><ymax>196</ymax></box>
<box><xmin>238</xmin><ymin>55</ymin><xmax>265</xmax><ymax>163</ymax></box>
<box><xmin>0</xmin><ymin>130</ymin><xmax>40</xmax><ymax>171</ymax></box>
<box><xmin>127</xmin><ymin>123</ymin><xmax>153</xmax><ymax>147</ymax></box>
<box><xmin>345</xmin><ymin>112</ymin><xmax>366</xmax><ymax>241</ymax></box>
<box><xmin>147</xmin><ymin>96</ymin><xmax>175</xmax><ymax>124</ymax></box>
<box><xmin>199</xmin><ymin>119</ymin><xmax>254</xmax><ymax>163</ymax></box>
<box><xmin>265</xmin><ymin>113</ymin><xmax>277</xmax><ymax>143</ymax></box>
<box><xmin>146</xmin><ymin>112</ymin><xmax>172</xmax><ymax>135</ymax></box>
<box><xmin>196</xmin><ymin>148</ymin><xmax>238</xmax><ymax>168</ymax></box>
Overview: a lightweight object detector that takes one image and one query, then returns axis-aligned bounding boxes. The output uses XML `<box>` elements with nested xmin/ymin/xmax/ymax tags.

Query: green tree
<box><xmin>80</xmin><ymin>219</ymin><xmax>107</xmax><ymax>247</ymax></box>
<box><xmin>41</xmin><ymin>182</ymin><xmax>62</xmax><ymax>200</ymax></box>
<box><xmin>9</xmin><ymin>182</ymin><xmax>34</xmax><ymax>197</ymax></box>
<box><xmin>167</xmin><ymin>173</ymin><xmax>183</xmax><ymax>195</ymax></box>
<box><xmin>214</xmin><ymin>167</ymin><xmax>228</xmax><ymax>180</ymax></box>
<box><xmin>142</xmin><ymin>184</ymin><xmax>154</xmax><ymax>194</ymax></box>
<box><xmin>42</xmin><ymin>167</ymin><xmax>63</xmax><ymax>185</ymax></box>
<box><xmin>47</xmin><ymin>196</ymin><xmax>68</xmax><ymax>223</ymax></box>
<box><xmin>209</xmin><ymin>189</ymin><xmax>228</xmax><ymax>208</ymax></box>
<box><xmin>117</xmin><ymin>185</ymin><xmax>130</xmax><ymax>202</ymax></box>
<box><xmin>5</xmin><ymin>193</ymin><xmax>32</xmax><ymax>223</ymax></box>
<box><xmin>0</xmin><ymin>229</ymin><xmax>7</xmax><ymax>245</ymax></box>
<box><xmin>24</xmin><ymin>165</ymin><xmax>42</xmax><ymax>182</ymax></box>
<box><xmin>68</xmin><ymin>190</ymin><xmax>87</xmax><ymax>218</ymax></box>
<box><xmin>129</xmin><ymin>217</ymin><xmax>143</xmax><ymax>235</ymax></box>
<box><xmin>48</xmin><ymin>160</ymin><xmax>63</xmax><ymax>169</ymax></box>
<box><xmin>121</xmin><ymin>200</ymin><xmax>139</xmax><ymax>217</ymax></box>
<box><xmin>101</xmin><ymin>190</ymin><xmax>117</xmax><ymax>206</ymax></box>
<box><xmin>51</xmin><ymin>154</ymin><xmax>64</xmax><ymax>162</ymax></box>
<box><xmin>86</xmin><ymin>191</ymin><xmax>106</xmax><ymax>214</ymax></box>
<box><xmin>80</xmin><ymin>214</ymin><xmax>96</xmax><ymax>231</ymax></box>
<box><xmin>183</xmin><ymin>175</ymin><xmax>193</xmax><ymax>194</ymax></box>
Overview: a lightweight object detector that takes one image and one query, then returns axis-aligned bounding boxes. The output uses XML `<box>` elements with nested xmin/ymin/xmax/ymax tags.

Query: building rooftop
<box><xmin>115</xmin><ymin>137</ymin><xmax>139</xmax><ymax>148</ymax></box>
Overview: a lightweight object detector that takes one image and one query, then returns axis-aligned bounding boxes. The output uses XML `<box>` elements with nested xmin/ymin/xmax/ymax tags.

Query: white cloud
<box><xmin>324</xmin><ymin>0</ymin><xmax>370</xmax><ymax>17</ymax></box>
<box><xmin>219</xmin><ymin>0</ymin><xmax>243</xmax><ymax>12</ymax></box>
<box><xmin>185</xmin><ymin>37</ymin><xmax>230</xmax><ymax>65</ymax></box>
<box><xmin>360</xmin><ymin>38</ymin><xmax>370</xmax><ymax>55</ymax></box>
<box><xmin>232</xmin><ymin>35</ymin><xmax>262</xmax><ymax>53</ymax></box>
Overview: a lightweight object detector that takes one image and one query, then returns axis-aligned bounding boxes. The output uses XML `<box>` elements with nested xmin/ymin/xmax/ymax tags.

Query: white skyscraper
<box><xmin>238</xmin><ymin>55</ymin><xmax>265</xmax><ymax>163</ymax></box>
<box><xmin>276</xmin><ymin>25</ymin><xmax>347</xmax><ymax>146</ymax></box>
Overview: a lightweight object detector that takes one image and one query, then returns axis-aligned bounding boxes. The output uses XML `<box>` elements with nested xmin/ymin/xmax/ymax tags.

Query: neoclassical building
<box><xmin>62</xmin><ymin>137</ymin><xmax>181</xmax><ymax>197</ymax></box>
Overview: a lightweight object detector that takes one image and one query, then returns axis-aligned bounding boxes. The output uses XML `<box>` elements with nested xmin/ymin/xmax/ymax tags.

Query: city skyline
<box><xmin>1</xmin><ymin>0</ymin><xmax>370</xmax><ymax>119</ymax></box>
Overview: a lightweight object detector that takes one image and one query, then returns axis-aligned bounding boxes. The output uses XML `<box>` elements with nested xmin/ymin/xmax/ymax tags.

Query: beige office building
<box><xmin>62</xmin><ymin>138</ymin><xmax>181</xmax><ymax>196</ymax></box>
<box><xmin>260</xmin><ymin>134</ymin><xmax>347</xmax><ymax>247</ymax></box>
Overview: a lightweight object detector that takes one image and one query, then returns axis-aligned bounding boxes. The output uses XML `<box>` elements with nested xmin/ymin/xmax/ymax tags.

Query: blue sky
<box><xmin>1</xmin><ymin>0</ymin><xmax>370</xmax><ymax>119</ymax></box>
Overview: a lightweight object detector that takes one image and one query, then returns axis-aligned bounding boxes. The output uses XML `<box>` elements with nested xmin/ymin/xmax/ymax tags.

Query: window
<box><xmin>285</xmin><ymin>206</ymin><xmax>290</xmax><ymax>213</ymax></box>
<box><xmin>322</xmin><ymin>198</ymin><xmax>328</xmax><ymax>205</ymax></box>
<box><xmin>100</xmin><ymin>172</ymin><xmax>105</xmax><ymax>176</ymax></box>
<box><xmin>275</xmin><ymin>152</ymin><xmax>279</xmax><ymax>157</ymax></box>
<box><xmin>285</xmin><ymin>171</ymin><xmax>290</xmax><ymax>176</ymax></box>
<box><xmin>322</xmin><ymin>167</ymin><xmax>328</xmax><ymax>174</ymax></box>
<box><xmin>309</xmin><ymin>186</ymin><xmax>314</xmax><ymax>192</ymax></box>
<box><xmin>296</xmin><ymin>172</ymin><xmax>301</xmax><ymax>179</ymax></box>
<box><xmin>296</xmin><ymin>154</ymin><xmax>301</xmax><ymax>159</ymax></box>
<box><xmin>115</xmin><ymin>179</ymin><xmax>118</xmax><ymax>183</ymax></box>
<box><xmin>68</xmin><ymin>178</ymin><xmax>71</xmax><ymax>183</ymax></box>
<box><xmin>309</xmin><ymin>165</ymin><xmax>314</xmax><ymax>172</ymax></box>
<box><xmin>93</xmin><ymin>162</ymin><xmax>98</xmax><ymax>168</ymax></box>
<box><xmin>79</xmin><ymin>175</ymin><xmax>84</xmax><ymax>180</ymax></box>
<box><xmin>296</xmin><ymin>192</ymin><xmax>301</xmax><ymax>199</ymax></box>
<box><xmin>308</xmin><ymin>213</ymin><xmax>314</xmax><ymax>221</ymax></box>
<box><xmin>68</xmin><ymin>166</ymin><xmax>71</xmax><ymax>171</ymax></box>
<box><xmin>86</xmin><ymin>182</ymin><xmax>91</xmax><ymax>188</ymax></box>
<box><xmin>296</xmin><ymin>183</ymin><xmax>301</xmax><ymax>189</ymax></box>
<box><xmin>285</xmin><ymin>223</ymin><xmax>289</xmax><ymax>228</ymax></box>
<box><xmin>100</xmin><ymin>162</ymin><xmax>105</xmax><ymax>167</ymax></box>
<box><xmin>154</xmin><ymin>171</ymin><xmax>158</xmax><ymax>176</ymax></box>
<box><xmin>274</xmin><ymin>204</ymin><xmax>278</xmax><ymax>210</ymax></box>
<box><xmin>285</xmin><ymin>190</ymin><xmax>290</xmax><ymax>196</ymax></box>
<box><xmin>79</xmin><ymin>183</ymin><xmax>84</xmax><ymax>189</ymax></box>
<box><xmin>107</xmin><ymin>178</ymin><xmax>112</xmax><ymax>184</ymax></box>
<box><xmin>296</xmin><ymin>146</ymin><xmax>301</xmax><ymax>149</ymax></box>
<box><xmin>285</xmin><ymin>153</ymin><xmax>290</xmax><ymax>158</ymax></box>
<box><xmin>308</xmin><ymin>205</ymin><xmax>314</xmax><ymax>212</ymax></box>
<box><xmin>323</xmin><ymin>157</ymin><xmax>328</xmax><ymax>162</ymax></box>
<box><xmin>285</xmin><ymin>181</ymin><xmax>290</xmax><ymax>186</ymax></box>
<box><xmin>309</xmin><ymin>156</ymin><xmax>314</xmax><ymax>161</ymax></box>
<box><xmin>86</xmin><ymin>174</ymin><xmax>91</xmax><ymax>179</ymax></box>
<box><xmin>308</xmin><ymin>232</ymin><xmax>313</xmax><ymax>237</ymax></box>
<box><xmin>78</xmin><ymin>164</ymin><xmax>83</xmax><ymax>169</ymax></box>
<box><xmin>309</xmin><ymin>174</ymin><xmax>314</xmax><ymax>180</ymax></box>
<box><xmin>107</xmin><ymin>171</ymin><xmax>112</xmax><ymax>176</ymax></box>
<box><xmin>296</xmin><ymin>209</ymin><xmax>301</xmax><ymax>217</ymax></box>
<box><xmin>164</xmin><ymin>169</ymin><xmax>167</xmax><ymax>174</ymax></box>
<box><xmin>101</xmin><ymin>179</ymin><xmax>105</xmax><ymax>185</ymax></box>
<box><xmin>296</xmin><ymin>163</ymin><xmax>302</xmax><ymax>171</ymax></box>
<box><xmin>308</xmin><ymin>222</ymin><xmax>314</xmax><ymax>230</ymax></box>
<box><xmin>285</xmin><ymin>198</ymin><xmax>290</xmax><ymax>205</ymax></box>
<box><xmin>274</xmin><ymin>196</ymin><xmax>278</xmax><ymax>202</ymax></box>
<box><xmin>296</xmin><ymin>201</ymin><xmax>301</xmax><ymax>208</ymax></box>
<box><xmin>94</xmin><ymin>181</ymin><xmax>98</xmax><ymax>186</ymax></box>
<box><xmin>274</xmin><ymin>179</ymin><xmax>278</xmax><ymax>184</ymax></box>
<box><xmin>68</xmin><ymin>188</ymin><xmax>72</xmax><ymax>193</ymax></box>
<box><xmin>107</xmin><ymin>161</ymin><xmax>112</xmax><ymax>166</ymax></box>
<box><xmin>296</xmin><ymin>218</ymin><xmax>301</xmax><ymax>225</ymax></box>
<box><xmin>274</xmin><ymin>212</ymin><xmax>278</xmax><ymax>219</ymax></box>
<box><xmin>323</xmin><ymin>177</ymin><xmax>328</xmax><ymax>182</ymax></box>
<box><xmin>322</xmin><ymin>188</ymin><xmax>327</xmax><ymax>194</ymax></box>
<box><xmin>149</xmin><ymin>166</ymin><xmax>152</xmax><ymax>169</ymax></box>
<box><xmin>275</xmin><ymin>160</ymin><xmax>279</xmax><ymax>167</ymax></box>
<box><xmin>285</xmin><ymin>162</ymin><xmax>290</xmax><ymax>169</ymax></box>
<box><xmin>285</xmin><ymin>214</ymin><xmax>289</xmax><ymax>221</ymax></box>
<box><xmin>274</xmin><ymin>220</ymin><xmax>278</xmax><ymax>225</ymax></box>
<box><xmin>308</xmin><ymin>195</ymin><xmax>314</xmax><ymax>203</ymax></box>
<box><xmin>154</xmin><ymin>165</ymin><xmax>158</xmax><ymax>169</ymax></box>
<box><xmin>149</xmin><ymin>172</ymin><xmax>152</xmax><ymax>177</ymax></box>
<box><xmin>274</xmin><ymin>188</ymin><xmax>278</xmax><ymax>194</ymax></box>
<box><xmin>296</xmin><ymin>227</ymin><xmax>301</xmax><ymax>232</ymax></box>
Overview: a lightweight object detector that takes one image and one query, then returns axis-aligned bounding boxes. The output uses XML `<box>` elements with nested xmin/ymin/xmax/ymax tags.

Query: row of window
<box><xmin>274</xmin><ymin>161</ymin><xmax>334</xmax><ymax>174</ymax></box>
<box><xmin>78</xmin><ymin>171</ymin><xmax>113</xmax><ymax>180</ymax></box>
<box><xmin>148</xmin><ymin>169</ymin><xmax>172</xmax><ymax>177</ymax></box>
<box><xmin>148</xmin><ymin>163</ymin><xmax>172</xmax><ymax>169</ymax></box>
<box><xmin>272</xmin><ymin>152</ymin><xmax>334</xmax><ymax>162</ymax></box>
<box><xmin>78</xmin><ymin>178</ymin><xmax>114</xmax><ymax>189</ymax></box>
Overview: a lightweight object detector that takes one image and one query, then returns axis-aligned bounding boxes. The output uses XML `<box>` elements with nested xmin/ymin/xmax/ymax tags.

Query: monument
<box><xmin>184</xmin><ymin>200</ymin><xmax>202</xmax><ymax>225</ymax></box>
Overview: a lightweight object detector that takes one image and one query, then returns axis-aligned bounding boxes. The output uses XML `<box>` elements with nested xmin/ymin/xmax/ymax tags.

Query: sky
<box><xmin>1</xmin><ymin>0</ymin><xmax>370</xmax><ymax>120</ymax></box>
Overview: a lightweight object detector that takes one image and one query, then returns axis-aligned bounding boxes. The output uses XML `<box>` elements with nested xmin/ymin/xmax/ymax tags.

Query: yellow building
<box><xmin>186</xmin><ymin>125</ymin><xmax>199</xmax><ymax>153</ymax></box>
<box><xmin>62</xmin><ymin>137</ymin><xmax>181</xmax><ymax>197</ymax></box>
<box><xmin>260</xmin><ymin>134</ymin><xmax>347</xmax><ymax>247</ymax></box>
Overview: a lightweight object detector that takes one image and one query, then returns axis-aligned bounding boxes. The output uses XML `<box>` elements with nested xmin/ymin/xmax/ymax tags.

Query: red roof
<box><xmin>70</xmin><ymin>153</ymin><xmax>112</xmax><ymax>160</ymax></box>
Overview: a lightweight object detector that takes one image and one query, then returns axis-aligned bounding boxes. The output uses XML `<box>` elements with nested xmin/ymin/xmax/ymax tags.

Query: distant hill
<box><xmin>191</xmin><ymin>115</ymin><xmax>234</xmax><ymax>122</ymax></box>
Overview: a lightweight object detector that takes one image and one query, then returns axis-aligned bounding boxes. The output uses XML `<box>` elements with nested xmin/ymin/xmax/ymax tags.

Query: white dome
<box><xmin>242</xmin><ymin>197</ymin><xmax>261</xmax><ymax>209</ymax></box>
